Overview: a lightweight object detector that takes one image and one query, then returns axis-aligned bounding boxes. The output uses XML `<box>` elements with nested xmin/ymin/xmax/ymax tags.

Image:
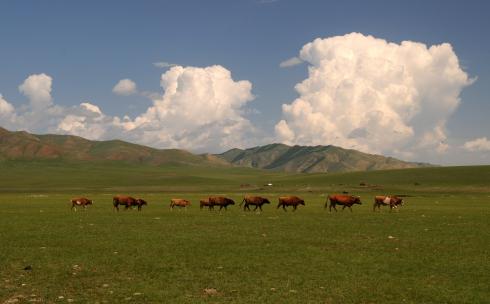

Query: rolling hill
<box><xmin>0</xmin><ymin>127</ymin><xmax>430</xmax><ymax>172</ymax></box>
<box><xmin>0</xmin><ymin>127</ymin><xmax>227</xmax><ymax>167</ymax></box>
<box><xmin>215</xmin><ymin>143</ymin><xmax>432</xmax><ymax>173</ymax></box>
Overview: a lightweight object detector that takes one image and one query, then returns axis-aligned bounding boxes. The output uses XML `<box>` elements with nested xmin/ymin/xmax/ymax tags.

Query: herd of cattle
<box><xmin>70</xmin><ymin>194</ymin><xmax>405</xmax><ymax>212</ymax></box>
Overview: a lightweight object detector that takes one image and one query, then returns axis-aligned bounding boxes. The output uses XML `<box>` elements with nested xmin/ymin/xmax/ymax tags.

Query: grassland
<box><xmin>0</xmin><ymin>161</ymin><xmax>489</xmax><ymax>303</ymax></box>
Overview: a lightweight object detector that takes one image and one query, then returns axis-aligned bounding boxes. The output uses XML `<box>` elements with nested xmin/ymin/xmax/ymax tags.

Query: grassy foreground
<box><xmin>0</xmin><ymin>162</ymin><xmax>489</xmax><ymax>303</ymax></box>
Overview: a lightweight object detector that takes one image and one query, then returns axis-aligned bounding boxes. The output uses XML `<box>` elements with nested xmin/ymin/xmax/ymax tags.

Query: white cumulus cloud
<box><xmin>118</xmin><ymin>65</ymin><xmax>257</xmax><ymax>151</ymax></box>
<box><xmin>275</xmin><ymin>32</ymin><xmax>474</xmax><ymax>158</ymax></box>
<box><xmin>18</xmin><ymin>73</ymin><xmax>53</xmax><ymax>109</ymax></box>
<box><xmin>2</xmin><ymin>67</ymin><xmax>257</xmax><ymax>153</ymax></box>
<box><xmin>463</xmin><ymin>137</ymin><xmax>490</xmax><ymax>152</ymax></box>
<box><xmin>112</xmin><ymin>79</ymin><xmax>137</xmax><ymax>96</ymax></box>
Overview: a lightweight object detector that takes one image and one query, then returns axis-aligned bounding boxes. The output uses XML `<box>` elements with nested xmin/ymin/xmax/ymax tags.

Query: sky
<box><xmin>0</xmin><ymin>0</ymin><xmax>489</xmax><ymax>165</ymax></box>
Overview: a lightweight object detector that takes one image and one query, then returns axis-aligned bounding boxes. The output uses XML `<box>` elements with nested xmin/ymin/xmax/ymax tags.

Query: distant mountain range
<box><xmin>0</xmin><ymin>127</ymin><xmax>431</xmax><ymax>172</ymax></box>
<box><xmin>215</xmin><ymin>143</ymin><xmax>432</xmax><ymax>173</ymax></box>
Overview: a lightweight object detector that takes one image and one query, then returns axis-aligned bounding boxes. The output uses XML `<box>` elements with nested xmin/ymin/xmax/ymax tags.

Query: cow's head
<box><xmin>87</xmin><ymin>199</ymin><xmax>93</xmax><ymax>205</ymax></box>
<box><xmin>354</xmin><ymin>196</ymin><xmax>362</xmax><ymax>205</ymax></box>
<box><xmin>300</xmin><ymin>199</ymin><xmax>305</xmax><ymax>206</ymax></box>
<box><xmin>263</xmin><ymin>198</ymin><xmax>271</xmax><ymax>204</ymax></box>
<box><xmin>227</xmin><ymin>198</ymin><xmax>235</xmax><ymax>205</ymax></box>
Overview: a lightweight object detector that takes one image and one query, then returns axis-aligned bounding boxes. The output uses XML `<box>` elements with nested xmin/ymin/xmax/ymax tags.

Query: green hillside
<box><xmin>217</xmin><ymin>143</ymin><xmax>432</xmax><ymax>173</ymax></box>
<box><xmin>0</xmin><ymin>158</ymin><xmax>487</xmax><ymax>194</ymax></box>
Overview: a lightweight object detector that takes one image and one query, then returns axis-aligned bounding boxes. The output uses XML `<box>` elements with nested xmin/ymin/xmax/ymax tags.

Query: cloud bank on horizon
<box><xmin>0</xmin><ymin>33</ymin><xmax>484</xmax><ymax>160</ymax></box>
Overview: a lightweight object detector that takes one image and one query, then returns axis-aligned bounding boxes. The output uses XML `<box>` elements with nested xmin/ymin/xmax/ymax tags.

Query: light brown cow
<box><xmin>240</xmin><ymin>196</ymin><xmax>271</xmax><ymax>211</ymax></box>
<box><xmin>373</xmin><ymin>195</ymin><xmax>404</xmax><ymax>212</ymax></box>
<box><xmin>70</xmin><ymin>197</ymin><xmax>93</xmax><ymax>211</ymax></box>
<box><xmin>326</xmin><ymin>194</ymin><xmax>362</xmax><ymax>212</ymax></box>
<box><xmin>277</xmin><ymin>196</ymin><xmax>305</xmax><ymax>211</ymax></box>
<box><xmin>209</xmin><ymin>196</ymin><xmax>235</xmax><ymax>211</ymax></box>
<box><xmin>170</xmin><ymin>198</ymin><xmax>191</xmax><ymax>210</ymax></box>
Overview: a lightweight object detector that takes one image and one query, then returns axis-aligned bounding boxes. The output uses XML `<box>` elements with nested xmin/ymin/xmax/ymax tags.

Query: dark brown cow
<box><xmin>240</xmin><ymin>196</ymin><xmax>271</xmax><ymax>211</ymax></box>
<box><xmin>209</xmin><ymin>196</ymin><xmax>235</xmax><ymax>211</ymax></box>
<box><xmin>199</xmin><ymin>198</ymin><xmax>214</xmax><ymax>210</ymax></box>
<box><xmin>373</xmin><ymin>195</ymin><xmax>404</xmax><ymax>211</ymax></box>
<box><xmin>70</xmin><ymin>197</ymin><xmax>93</xmax><ymax>211</ymax></box>
<box><xmin>326</xmin><ymin>194</ymin><xmax>362</xmax><ymax>212</ymax></box>
<box><xmin>113</xmin><ymin>195</ymin><xmax>147</xmax><ymax>211</ymax></box>
<box><xmin>277</xmin><ymin>196</ymin><xmax>305</xmax><ymax>211</ymax></box>
<box><xmin>170</xmin><ymin>198</ymin><xmax>191</xmax><ymax>210</ymax></box>
<box><xmin>134</xmin><ymin>198</ymin><xmax>148</xmax><ymax>211</ymax></box>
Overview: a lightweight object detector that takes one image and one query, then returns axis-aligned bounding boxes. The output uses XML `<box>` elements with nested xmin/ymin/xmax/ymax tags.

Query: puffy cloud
<box><xmin>3</xmin><ymin>67</ymin><xmax>257</xmax><ymax>152</ymax></box>
<box><xmin>0</xmin><ymin>94</ymin><xmax>16</xmax><ymax>128</ymax></box>
<box><xmin>279</xmin><ymin>56</ymin><xmax>302</xmax><ymax>68</ymax></box>
<box><xmin>80</xmin><ymin>102</ymin><xmax>102</xmax><ymax>115</ymax></box>
<box><xmin>120</xmin><ymin>65</ymin><xmax>256</xmax><ymax>151</ymax></box>
<box><xmin>112</xmin><ymin>79</ymin><xmax>137</xmax><ymax>96</ymax></box>
<box><xmin>463</xmin><ymin>137</ymin><xmax>490</xmax><ymax>152</ymax></box>
<box><xmin>275</xmin><ymin>33</ymin><xmax>473</xmax><ymax>158</ymax></box>
<box><xmin>0</xmin><ymin>94</ymin><xmax>15</xmax><ymax>116</ymax></box>
<box><xmin>18</xmin><ymin>73</ymin><xmax>53</xmax><ymax>109</ymax></box>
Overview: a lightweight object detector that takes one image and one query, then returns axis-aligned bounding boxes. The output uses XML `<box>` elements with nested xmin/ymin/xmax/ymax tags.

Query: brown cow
<box><xmin>277</xmin><ymin>196</ymin><xmax>305</xmax><ymax>211</ymax></box>
<box><xmin>240</xmin><ymin>196</ymin><xmax>271</xmax><ymax>211</ymax></box>
<box><xmin>326</xmin><ymin>194</ymin><xmax>362</xmax><ymax>212</ymax></box>
<box><xmin>199</xmin><ymin>198</ymin><xmax>214</xmax><ymax>210</ymax></box>
<box><xmin>209</xmin><ymin>196</ymin><xmax>235</xmax><ymax>211</ymax></box>
<box><xmin>170</xmin><ymin>198</ymin><xmax>191</xmax><ymax>210</ymax></box>
<box><xmin>70</xmin><ymin>197</ymin><xmax>93</xmax><ymax>211</ymax></box>
<box><xmin>373</xmin><ymin>195</ymin><xmax>404</xmax><ymax>212</ymax></box>
<box><xmin>134</xmin><ymin>198</ymin><xmax>148</xmax><ymax>211</ymax></box>
<box><xmin>113</xmin><ymin>195</ymin><xmax>147</xmax><ymax>211</ymax></box>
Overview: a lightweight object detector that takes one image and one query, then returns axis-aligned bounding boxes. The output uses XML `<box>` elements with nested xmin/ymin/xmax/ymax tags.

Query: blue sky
<box><xmin>0</xmin><ymin>0</ymin><xmax>489</xmax><ymax>165</ymax></box>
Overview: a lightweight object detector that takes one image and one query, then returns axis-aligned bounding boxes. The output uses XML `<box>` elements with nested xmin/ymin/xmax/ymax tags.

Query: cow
<box><xmin>199</xmin><ymin>198</ymin><xmax>214</xmax><ymax>210</ymax></box>
<box><xmin>240</xmin><ymin>196</ymin><xmax>271</xmax><ymax>211</ymax></box>
<box><xmin>277</xmin><ymin>196</ymin><xmax>305</xmax><ymax>211</ymax></box>
<box><xmin>70</xmin><ymin>197</ymin><xmax>93</xmax><ymax>211</ymax></box>
<box><xmin>208</xmin><ymin>196</ymin><xmax>235</xmax><ymax>211</ymax></box>
<box><xmin>170</xmin><ymin>198</ymin><xmax>191</xmax><ymax>210</ymax></box>
<box><xmin>373</xmin><ymin>195</ymin><xmax>404</xmax><ymax>212</ymax></box>
<box><xmin>326</xmin><ymin>194</ymin><xmax>362</xmax><ymax>212</ymax></box>
<box><xmin>113</xmin><ymin>195</ymin><xmax>147</xmax><ymax>211</ymax></box>
<box><xmin>134</xmin><ymin>198</ymin><xmax>148</xmax><ymax>211</ymax></box>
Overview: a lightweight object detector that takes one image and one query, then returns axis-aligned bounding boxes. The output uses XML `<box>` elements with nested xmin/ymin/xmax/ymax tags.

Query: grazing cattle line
<box><xmin>69</xmin><ymin>194</ymin><xmax>406</xmax><ymax>213</ymax></box>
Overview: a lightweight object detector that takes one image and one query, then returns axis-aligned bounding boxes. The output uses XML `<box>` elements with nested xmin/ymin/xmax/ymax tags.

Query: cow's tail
<box><xmin>239</xmin><ymin>198</ymin><xmax>246</xmax><ymax>207</ymax></box>
<box><xmin>112</xmin><ymin>197</ymin><xmax>118</xmax><ymax>207</ymax></box>
<box><xmin>324</xmin><ymin>194</ymin><xmax>330</xmax><ymax>209</ymax></box>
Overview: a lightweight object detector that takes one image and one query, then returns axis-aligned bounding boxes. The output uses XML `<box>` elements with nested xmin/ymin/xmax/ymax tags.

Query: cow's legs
<box><xmin>349</xmin><ymin>206</ymin><xmax>353</xmax><ymax>212</ymax></box>
<box><xmin>293</xmin><ymin>205</ymin><xmax>297</xmax><ymax>211</ymax></box>
<box><xmin>282</xmin><ymin>205</ymin><xmax>287</xmax><ymax>212</ymax></box>
<box><xmin>253</xmin><ymin>205</ymin><xmax>259</xmax><ymax>211</ymax></box>
<box><xmin>342</xmin><ymin>205</ymin><xmax>347</xmax><ymax>211</ymax></box>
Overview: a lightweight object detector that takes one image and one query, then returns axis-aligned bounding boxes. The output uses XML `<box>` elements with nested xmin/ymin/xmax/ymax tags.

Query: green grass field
<box><xmin>0</xmin><ymin>162</ymin><xmax>489</xmax><ymax>303</ymax></box>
